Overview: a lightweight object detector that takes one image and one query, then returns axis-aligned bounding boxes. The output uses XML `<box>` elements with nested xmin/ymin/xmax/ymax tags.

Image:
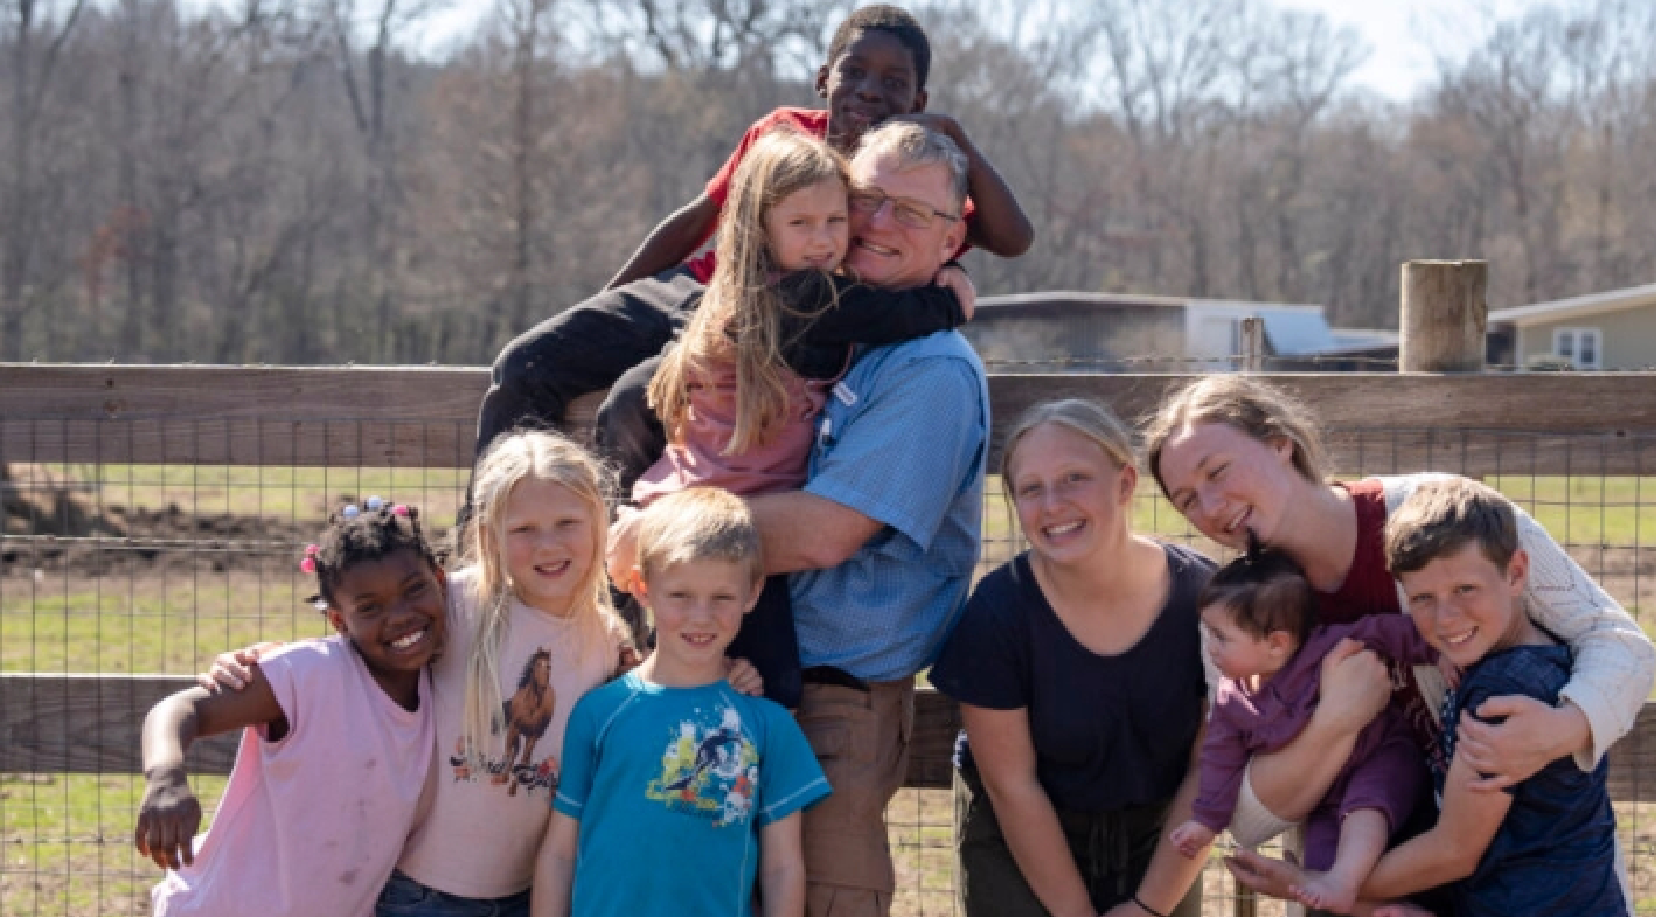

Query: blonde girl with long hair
<box><xmin>366</xmin><ymin>430</ymin><xmax>630</xmax><ymax>916</ymax></box>
<box><xmin>614</xmin><ymin>127</ymin><xmax>974</xmax><ymax>708</ymax></box>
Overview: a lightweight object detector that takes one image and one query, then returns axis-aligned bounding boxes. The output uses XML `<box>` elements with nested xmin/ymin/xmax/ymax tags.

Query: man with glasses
<box><xmin>740</xmin><ymin>121</ymin><xmax>990</xmax><ymax>917</ymax></box>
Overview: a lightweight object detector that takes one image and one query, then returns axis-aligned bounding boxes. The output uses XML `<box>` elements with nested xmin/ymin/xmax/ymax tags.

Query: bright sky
<box><xmin>417</xmin><ymin>0</ymin><xmax>1566</xmax><ymax>102</ymax></box>
<box><xmin>1273</xmin><ymin>0</ymin><xmax>1558</xmax><ymax>100</ymax></box>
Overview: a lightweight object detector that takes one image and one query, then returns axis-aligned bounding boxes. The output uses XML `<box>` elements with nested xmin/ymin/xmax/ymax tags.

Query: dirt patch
<box><xmin>2</xmin><ymin>503</ymin><xmax>317</xmax><ymax>578</ymax></box>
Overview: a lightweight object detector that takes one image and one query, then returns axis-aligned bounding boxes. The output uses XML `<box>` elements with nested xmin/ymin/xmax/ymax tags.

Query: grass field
<box><xmin>3</xmin><ymin>776</ymin><xmax>1651</xmax><ymax>916</ymax></box>
<box><xmin>1</xmin><ymin>464</ymin><xmax>1652</xmax><ymax>914</ymax></box>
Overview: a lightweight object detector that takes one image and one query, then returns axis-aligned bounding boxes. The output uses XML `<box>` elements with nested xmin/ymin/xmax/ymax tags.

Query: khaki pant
<box><xmin>795</xmin><ymin>678</ymin><xmax>914</xmax><ymax>917</ymax></box>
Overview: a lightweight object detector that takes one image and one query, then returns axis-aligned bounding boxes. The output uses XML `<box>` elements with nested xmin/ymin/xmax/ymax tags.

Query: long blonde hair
<box><xmin>456</xmin><ymin>430</ymin><xmax>625</xmax><ymax>764</ymax></box>
<box><xmin>649</xmin><ymin>129</ymin><xmax>848</xmax><ymax>455</ymax></box>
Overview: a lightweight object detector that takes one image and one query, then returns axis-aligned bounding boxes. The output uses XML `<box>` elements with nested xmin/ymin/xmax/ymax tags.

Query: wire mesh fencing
<box><xmin>1</xmin><ymin>374</ymin><xmax>1652</xmax><ymax>917</ymax></box>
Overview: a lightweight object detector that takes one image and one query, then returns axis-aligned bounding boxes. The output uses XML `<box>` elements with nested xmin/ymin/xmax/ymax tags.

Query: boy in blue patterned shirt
<box><xmin>533</xmin><ymin>487</ymin><xmax>830</xmax><ymax>917</ymax></box>
<box><xmin>1330</xmin><ymin>478</ymin><xmax>1625</xmax><ymax>917</ymax></box>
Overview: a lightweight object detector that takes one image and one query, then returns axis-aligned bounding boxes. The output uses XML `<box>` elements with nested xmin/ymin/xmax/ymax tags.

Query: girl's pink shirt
<box><xmin>151</xmin><ymin>637</ymin><xmax>433</xmax><ymax>917</ymax></box>
<box><xmin>632</xmin><ymin>361</ymin><xmax>829</xmax><ymax>504</ymax></box>
<box><xmin>393</xmin><ymin>567</ymin><xmax>619</xmax><ymax>898</ymax></box>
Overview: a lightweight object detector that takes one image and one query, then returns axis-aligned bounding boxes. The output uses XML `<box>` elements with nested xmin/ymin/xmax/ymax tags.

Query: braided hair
<box><xmin>308</xmin><ymin>501</ymin><xmax>441</xmax><ymax>610</ymax></box>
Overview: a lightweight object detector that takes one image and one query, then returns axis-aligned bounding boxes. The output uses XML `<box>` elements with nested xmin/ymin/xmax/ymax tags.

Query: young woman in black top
<box><xmin>931</xmin><ymin>399</ymin><xmax>1215</xmax><ymax>917</ymax></box>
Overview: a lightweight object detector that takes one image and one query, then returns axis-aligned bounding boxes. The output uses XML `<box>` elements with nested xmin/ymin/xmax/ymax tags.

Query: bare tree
<box><xmin>0</xmin><ymin>0</ymin><xmax>86</xmax><ymax>360</ymax></box>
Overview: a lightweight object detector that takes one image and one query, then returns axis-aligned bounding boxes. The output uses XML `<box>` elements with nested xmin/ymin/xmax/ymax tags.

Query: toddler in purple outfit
<box><xmin>1169</xmin><ymin>542</ymin><xmax>1437</xmax><ymax>914</ymax></box>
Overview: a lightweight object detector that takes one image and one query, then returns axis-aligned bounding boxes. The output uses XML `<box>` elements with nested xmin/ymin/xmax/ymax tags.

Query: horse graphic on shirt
<box><xmin>496</xmin><ymin>648</ymin><xmax>557</xmax><ymax>797</ymax></box>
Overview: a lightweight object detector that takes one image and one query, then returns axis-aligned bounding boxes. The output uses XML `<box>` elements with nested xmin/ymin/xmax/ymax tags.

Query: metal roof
<box><xmin>1487</xmin><ymin>284</ymin><xmax>1656</xmax><ymax>326</ymax></box>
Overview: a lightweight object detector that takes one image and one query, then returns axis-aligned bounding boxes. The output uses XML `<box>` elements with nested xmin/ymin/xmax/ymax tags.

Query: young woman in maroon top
<box><xmin>1142</xmin><ymin>375</ymin><xmax>1652</xmax><ymax>856</ymax></box>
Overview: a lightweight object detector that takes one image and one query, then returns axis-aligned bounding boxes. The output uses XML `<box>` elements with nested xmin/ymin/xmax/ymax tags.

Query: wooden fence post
<box><xmin>1399</xmin><ymin>260</ymin><xmax>1488</xmax><ymax>372</ymax></box>
<box><xmin>1240</xmin><ymin>316</ymin><xmax>1265</xmax><ymax>372</ymax></box>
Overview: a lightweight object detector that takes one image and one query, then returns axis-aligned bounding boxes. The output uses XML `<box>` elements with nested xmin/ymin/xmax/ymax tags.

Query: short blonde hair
<box><xmin>1142</xmin><ymin>375</ymin><xmax>1328</xmax><ymax>499</ymax></box>
<box><xmin>1001</xmin><ymin>398</ymin><xmax>1136</xmax><ymax>500</ymax></box>
<box><xmin>1384</xmin><ymin>477</ymin><xmax>1519</xmax><ymax>576</ymax></box>
<box><xmin>635</xmin><ymin>487</ymin><xmax>764</xmax><ymax>584</ymax></box>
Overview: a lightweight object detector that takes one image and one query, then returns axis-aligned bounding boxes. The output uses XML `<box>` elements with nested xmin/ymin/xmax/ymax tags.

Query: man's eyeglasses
<box><xmin>848</xmin><ymin>187</ymin><xmax>960</xmax><ymax>230</ymax></box>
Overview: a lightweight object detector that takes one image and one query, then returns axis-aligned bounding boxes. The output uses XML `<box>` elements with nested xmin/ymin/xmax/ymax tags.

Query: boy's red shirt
<box><xmin>683</xmin><ymin>106</ymin><xmax>978</xmax><ymax>283</ymax></box>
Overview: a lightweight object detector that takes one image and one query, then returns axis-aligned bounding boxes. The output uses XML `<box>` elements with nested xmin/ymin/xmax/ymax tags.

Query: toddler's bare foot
<box><xmin>1292</xmin><ymin>873</ymin><xmax>1358</xmax><ymax>914</ymax></box>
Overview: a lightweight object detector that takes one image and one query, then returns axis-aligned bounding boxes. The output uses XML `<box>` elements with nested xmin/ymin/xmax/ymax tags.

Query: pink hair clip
<box><xmin>299</xmin><ymin>556</ymin><xmax>316</xmax><ymax>573</ymax></box>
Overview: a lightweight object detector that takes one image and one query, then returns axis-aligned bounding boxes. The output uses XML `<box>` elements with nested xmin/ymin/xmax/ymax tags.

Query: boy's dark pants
<box><xmin>473</xmin><ymin>267</ymin><xmax>700</xmax><ymax>460</ymax></box>
<box><xmin>594</xmin><ymin>353</ymin><xmax>670</xmax><ymax>497</ymax></box>
<box><xmin>731</xmin><ymin>575</ymin><xmax>803</xmax><ymax>709</ymax></box>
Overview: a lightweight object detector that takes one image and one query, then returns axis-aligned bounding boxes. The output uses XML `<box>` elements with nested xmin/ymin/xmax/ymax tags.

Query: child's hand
<box><xmin>1168</xmin><ymin>820</ymin><xmax>1215</xmax><ymax>859</ymax></box>
<box><xmin>135</xmin><ymin>770</ymin><xmax>201</xmax><ymax>870</ymax></box>
<box><xmin>1316</xmin><ymin>638</ymin><xmax>1391</xmax><ymax>733</ymax></box>
<box><xmin>196</xmin><ymin>642</ymin><xmax>281</xmax><ymax>692</ymax></box>
<box><xmin>606</xmin><ymin>506</ymin><xmax>643</xmax><ymax>594</ymax></box>
<box><xmin>616</xmin><ymin>642</ymin><xmax>643</xmax><ymax>676</ymax></box>
<box><xmin>725</xmin><ymin>657</ymin><xmax>765</xmax><ymax>697</ymax></box>
<box><xmin>1458</xmin><ymin>695</ymin><xmax>1578</xmax><ymax>791</ymax></box>
<box><xmin>934</xmin><ymin>265</ymin><xmax>976</xmax><ymax>320</ymax></box>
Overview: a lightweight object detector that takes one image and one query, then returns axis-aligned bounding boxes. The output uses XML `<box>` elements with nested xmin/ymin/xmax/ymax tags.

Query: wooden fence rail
<box><xmin>1</xmin><ymin>366</ymin><xmax>1652</xmax><ymax>475</ymax></box>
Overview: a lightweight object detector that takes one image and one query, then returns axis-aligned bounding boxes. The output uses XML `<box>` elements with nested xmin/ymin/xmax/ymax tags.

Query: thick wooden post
<box><xmin>1399</xmin><ymin>260</ymin><xmax>1487</xmax><ymax>372</ymax></box>
<box><xmin>1240</xmin><ymin>316</ymin><xmax>1265</xmax><ymax>372</ymax></box>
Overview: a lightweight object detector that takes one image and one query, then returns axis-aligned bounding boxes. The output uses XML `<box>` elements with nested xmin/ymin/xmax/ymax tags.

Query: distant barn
<box><xmin>961</xmin><ymin>291</ymin><xmax>1397</xmax><ymax>373</ymax></box>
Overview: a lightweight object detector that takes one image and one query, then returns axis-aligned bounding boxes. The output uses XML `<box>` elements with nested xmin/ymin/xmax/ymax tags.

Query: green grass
<box><xmin>5</xmin><ymin>781</ymin><xmax>1650</xmax><ymax>916</ymax></box>
<box><xmin>1</xmin><ymin>575</ymin><xmax>326</xmax><ymax>673</ymax></box>
<box><xmin>1488</xmin><ymin>475</ymin><xmax>1654</xmax><ymax>546</ymax></box>
<box><xmin>1</xmin><ymin>772</ymin><xmax>228</xmax><ymax>916</ymax></box>
<box><xmin>17</xmin><ymin>462</ymin><xmax>1646</xmax><ymax>556</ymax></box>
<box><xmin>9</xmin><ymin>463</ymin><xmax>469</xmax><ymax>530</ymax></box>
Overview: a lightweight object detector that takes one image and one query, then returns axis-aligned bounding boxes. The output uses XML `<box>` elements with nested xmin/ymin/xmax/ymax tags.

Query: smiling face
<box><xmin>817</xmin><ymin>28</ymin><xmax>925</xmax><ymax>151</ymax></box>
<box><xmin>764</xmin><ymin>178</ymin><xmax>849</xmax><ymax>273</ymax></box>
<box><xmin>844</xmin><ymin>153</ymin><xmax>962</xmax><ymax>289</ymax></box>
<box><xmin>1007</xmin><ymin>422</ymin><xmax>1136</xmax><ymax>565</ymax></box>
<box><xmin>499</xmin><ymin>477</ymin><xmax>598</xmax><ymax>616</ymax></box>
<box><xmin>327</xmin><ymin>548</ymin><xmax>447</xmax><ymax>694</ymax></box>
<box><xmin>1156</xmin><ymin>421</ymin><xmax>1309</xmax><ymax>550</ymax></box>
<box><xmin>1399</xmin><ymin>542</ymin><xmax>1532</xmax><ymax>668</ymax></box>
<box><xmin>638</xmin><ymin>558</ymin><xmax>760</xmax><ymax>681</ymax></box>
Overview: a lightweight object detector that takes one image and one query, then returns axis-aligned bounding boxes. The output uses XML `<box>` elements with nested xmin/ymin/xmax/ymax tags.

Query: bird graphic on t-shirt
<box><xmin>663</xmin><ymin>714</ymin><xmax>746</xmax><ymax>792</ymax></box>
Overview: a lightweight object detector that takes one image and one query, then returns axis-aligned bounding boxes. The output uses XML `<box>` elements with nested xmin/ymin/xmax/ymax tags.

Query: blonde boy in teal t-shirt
<box><xmin>532</xmin><ymin>488</ymin><xmax>829</xmax><ymax>917</ymax></box>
